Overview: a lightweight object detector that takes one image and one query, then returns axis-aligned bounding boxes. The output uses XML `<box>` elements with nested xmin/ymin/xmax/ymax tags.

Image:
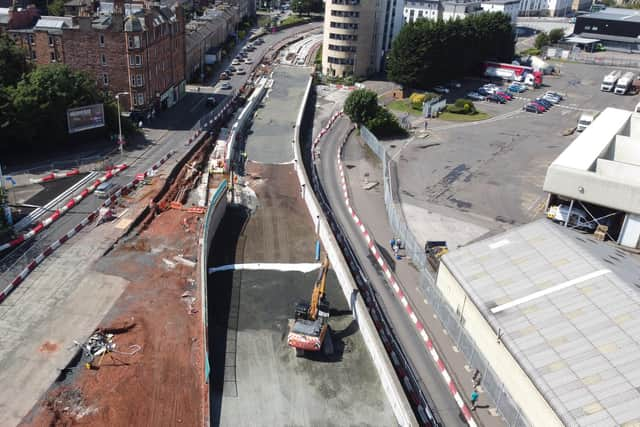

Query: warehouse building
<box><xmin>543</xmin><ymin>107</ymin><xmax>640</xmax><ymax>249</ymax></box>
<box><xmin>435</xmin><ymin>219</ymin><xmax>640</xmax><ymax>426</ymax></box>
<box><xmin>574</xmin><ymin>7</ymin><xmax>640</xmax><ymax>51</ymax></box>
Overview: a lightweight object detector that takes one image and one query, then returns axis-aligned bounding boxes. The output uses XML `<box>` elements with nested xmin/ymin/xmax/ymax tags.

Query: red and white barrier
<box><xmin>312</xmin><ymin>111</ymin><xmax>343</xmax><ymax>161</ymax></box>
<box><xmin>0</xmin><ymin>150</ymin><xmax>176</xmax><ymax>305</ymax></box>
<box><xmin>335</xmin><ymin>134</ymin><xmax>478</xmax><ymax>427</ymax></box>
<box><xmin>29</xmin><ymin>168</ymin><xmax>80</xmax><ymax>184</ymax></box>
<box><xmin>0</xmin><ymin>164</ymin><xmax>129</xmax><ymax>253</ymax></box>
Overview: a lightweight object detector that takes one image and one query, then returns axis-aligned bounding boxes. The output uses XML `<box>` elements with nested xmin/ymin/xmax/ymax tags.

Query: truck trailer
<box><xmin>483</xmin><ymin>62</ymin><xmax>543</xmax><ymax>87</ymax></box>
<box><xmin>601</xmin><ymin>70</ymin><xmax>622</xmax><ymax>91</ymax></box>
<box><xmin>614</xmin><ymin>71</ymin><xmax>635</xmax><ymax>95</ymax></box>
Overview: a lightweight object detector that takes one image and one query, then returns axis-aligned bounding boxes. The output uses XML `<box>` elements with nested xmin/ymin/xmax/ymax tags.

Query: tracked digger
<box><xmin>287</xmin><ymin>258</ymin><xmax>332</xmax><ymax>357</ymax></box>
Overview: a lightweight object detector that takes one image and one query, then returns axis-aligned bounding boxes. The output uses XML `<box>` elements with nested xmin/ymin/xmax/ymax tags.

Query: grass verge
<box><xmin>438</xmin><ymin>111</ymin><xmax>491</xmax><ymax>122</ymax></box>
<box><xmin>387</xmin><ymin>100</ymin><xmax>422</xmax><ymax>116</ymax></box>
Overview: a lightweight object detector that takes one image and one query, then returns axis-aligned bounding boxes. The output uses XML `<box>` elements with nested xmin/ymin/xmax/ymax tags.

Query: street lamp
<box><xmin>115</xmin><ymin>91</ymin><xmax>129</xmax><ymax>156</ymax></box>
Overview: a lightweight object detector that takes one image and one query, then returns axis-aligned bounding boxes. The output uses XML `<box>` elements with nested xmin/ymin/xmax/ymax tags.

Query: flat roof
<box><xmin>564</xmin><ymin>35</ymin><xmax>600</xmax><ymax>44</ymax></box>
<box><xmin>551</xmin><ymin>107</ymin><xmax>630</xmax><ymax>171</ymax></box>
<box><xmin>582</xmin><ymin>7</ymin><xmax>640</xmax><ymax>23</ymax></box>
<box><xmin>442</xmin><ymin>219</ymin><xmax>640</xmax><ymax>426</ymax></box>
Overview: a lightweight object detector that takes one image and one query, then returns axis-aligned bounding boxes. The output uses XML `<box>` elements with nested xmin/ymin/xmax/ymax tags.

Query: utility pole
<box><xmin>115</xmin><ymin>92</ymin><xmax>129</xmax><ymax>159</ymax></box>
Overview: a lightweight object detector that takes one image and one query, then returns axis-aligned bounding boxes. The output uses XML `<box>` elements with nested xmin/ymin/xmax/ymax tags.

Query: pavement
<box><xmin>0</xmin><ymin>23</ymin><xmax>323</xmax><ymax>427</ymax></box>
<box><xmin>207</xmin><ymin>66</ymin><xmax>395</xmax><ymax>425</ymax></box>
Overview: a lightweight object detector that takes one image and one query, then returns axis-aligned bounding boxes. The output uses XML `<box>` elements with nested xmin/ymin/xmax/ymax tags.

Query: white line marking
<box><xmin>488</xmin><ymin>239</ymin><xmax>509</xmax><ymax>249</ymax></box>
<box><xmin>208</xmin><ymin>262</ymin><xmax>322</xmax><ymax>273</ymax></box>
<box><xmin>491</xmin><ymin>269</ymin><xmax>611</xmax><ymax>314</ymax></box>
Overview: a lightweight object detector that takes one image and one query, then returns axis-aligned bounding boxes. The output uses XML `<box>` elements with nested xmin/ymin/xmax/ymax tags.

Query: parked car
<box><xmin>508</xmin><ymin>83</ymin><xmax>527</xmax><ymax>93</ymax></box>
<box><xmin>495</xmin><ymin>91</ymin><xmax>513</xmax><ymax>100</ymax></box>
<box><xmin>466</xmin><ymin>91</ymin><xmax>485</xmax><ymax>101</ymax></box>
<box><xmin>530</xmin><ymin>100</ymin><xmax>548</xmax><ymax>111</ymax></box>
<box><xmin>524</xmin><ymin>103</ymin><xmax>544</xmax><ymax>113</ymax></box>
<box><xmin>486</xmin><ymin>94</ymin><xmax>506</xmax><ymax>104</ymax></box>
<box><xmin>545</xmin><ymin>91</ymin><xmax>563</xmax><ymax>100</ymax></box>
<box><xmin>482</xmin><ymin>85</ymin><xmax>499</xmax><ymax>95</ymax></box>
<box><xmin>535</xmin><ymin>98</ymin><xmax>553</xmax><ymax>109</ymax></box>
<box><xmin>547</xmin><ymin>204</ymin><xmax>597</xmax><ymax>231</ymax></box>
<box><xmin>477</xmin><ymin>87</ymin><xmax>490</xmax><ymax>96</ymax></box>
<box><xmin>244</xmin><ymin>58</ymin><xmax>253</xmax><ymax>64</ymax></box>
<box><xmin>95</xmin><ymin>182</ymin><xmax>121</xmax><ymax>199</ymax></box>
<box><xmin>228</xmin><ymin>65</ymin><xmax>237</xmax><ymax>72</ymax></box>
<box><xmin>206</xmin><ymin>96</ymin><xmax>216</xmax><ymax>107</ymax></box>
<box><xmin>542</xmin><ymin>93</ymin><xmax>561</xmax><ymax>104</ymax></box>
<box><xmin>219</xmin><ymin>72</ymin><xmax>230</xmax><ymax>80</ymax></box>
<box><xmin>433</xmin><ymin>85</ymin><xmax>450</xmax><ymax>94</ymax></box>
<box><xmin>236</xmin><ymin>68</ymin><xmax>246</xmax><ymax>75</ymax></box>
<box><xmin>220</xmin><ymin>82</ymin><xmax>232</xmax><ymax>90</ymax></box>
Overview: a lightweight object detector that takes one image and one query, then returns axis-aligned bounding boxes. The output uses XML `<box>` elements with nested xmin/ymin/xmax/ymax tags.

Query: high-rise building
<box><xmin>322</xmin><ymin>0</ymin><xmax>403</xmax><ymax>78</ymax></box>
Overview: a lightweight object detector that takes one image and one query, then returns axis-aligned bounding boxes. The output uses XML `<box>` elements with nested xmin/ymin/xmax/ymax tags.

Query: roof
<box><xmin>564</xmin><ymin>35</ymin><xmax>600</xmax><ymax>44</ymax></box>
<box><xmin>551</xmin><ymin>107</ymin><xmax>630</xmax><ymax>171</ymax></box>
<box><xmin>480</xmin><ymin>0</ymin><xmax>520</xmax><ymax>4</ymax></box>
<box><xmin>34</xmin><ymin>16</ymin><xmax>73</xmax><ymax>30</ymax></box>
<box><xmin>581</xmin><ymin>7</ymin><xmax>640</xmax><ymax>23</ymax></box>
<box><xmin>578</xmin><ymin>31</ymin><xmax>640</xmax><ymax>44</ymax></box>
<box><xmin>442</xmin><ymin>219</ymin><xmax>640</xmax><ymax>426</ymax></box>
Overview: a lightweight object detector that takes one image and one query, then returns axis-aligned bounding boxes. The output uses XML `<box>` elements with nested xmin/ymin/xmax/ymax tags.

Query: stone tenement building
<box><xmin>8</xmin><ymin>0</ymin><xmax>186</xmax><ymax>113</ymax></box>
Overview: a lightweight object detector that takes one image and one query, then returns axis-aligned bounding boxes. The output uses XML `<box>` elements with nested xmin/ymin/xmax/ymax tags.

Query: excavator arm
<box><xmin>308</xmin><ymin>258</ymin><xmax>329</xmax><ymax>321</ymax></box>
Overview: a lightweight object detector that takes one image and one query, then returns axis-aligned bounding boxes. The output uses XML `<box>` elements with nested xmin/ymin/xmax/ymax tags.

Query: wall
<box><xmin>294</xmin><ymin>78</ymin><xmax>416</xmax><ymax>426</ymax></box>
<box><xmin>199</xmin><ymin>180</ymin><xmax>229</xmax><ymax>427</ymax></box>
<box><xmin>436</xmin><ymin>263</ymin><xmax>563</xmax><ymax>427</ymax></box>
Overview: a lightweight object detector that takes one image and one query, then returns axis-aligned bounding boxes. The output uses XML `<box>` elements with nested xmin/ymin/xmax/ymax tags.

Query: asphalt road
<box><xmin>315</xmin><ymin>116</ymin><xmax>467</xmax><ymax>427</ymax></box>
<box><xmin>0</xmin><ymin>22</ymin><xmax>322</xmax><ymax>289</ymax></box>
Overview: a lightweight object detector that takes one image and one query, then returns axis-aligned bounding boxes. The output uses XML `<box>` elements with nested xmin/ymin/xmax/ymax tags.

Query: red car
<box><xmin>495</xmin><ymin>91</ymin><xmax>513</xmax><ymax>100</ymax></box>
<box><xmin>524</xmin><ymin>103</ymin><xmax>544</xmax><ymax>113</ymax></box>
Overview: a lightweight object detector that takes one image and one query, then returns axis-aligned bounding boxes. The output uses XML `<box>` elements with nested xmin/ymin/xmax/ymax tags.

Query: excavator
<box><xmin>287</xmin><ymin>258</ymin><xmax>332</xmax><ymax>357</ymax></box>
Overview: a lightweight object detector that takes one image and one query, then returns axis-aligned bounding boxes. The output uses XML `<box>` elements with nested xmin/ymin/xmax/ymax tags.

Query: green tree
<box><xmin>387</xmin><ymin>13</ymin><xmax>514</xmax><ymax>89</ymax></box>
<box><xmin>366</xmin><ymin>108</ymin><xmax>405</xmax><ymax>139</ymax></box>
<box><xmin>47</xmin><ymin>0</ymin><xmax>66</xmax><ymax>16</ymax></box>
<box><xmin>0</xmin><ymin>33</ymin><xmax>30</xmax><ymax>87</ymax></box>
<box><xmin>291</xmin><ymin>0</ymin><xmax>311</xmax><ymax>14</ymax></box>
<box><xmin>535</xmin><ymin>32</ymin><xmax>550</xmax><ymax>49</ymax></box>
<box><xmin>548</xmin><ymin>28</ymin><xmax>565</xmax><ymax>44</ymax></box>
<box><xmin>344</xmin><ymin>89</ymin><xmax>379</xmax><ymax>124</ymax></box>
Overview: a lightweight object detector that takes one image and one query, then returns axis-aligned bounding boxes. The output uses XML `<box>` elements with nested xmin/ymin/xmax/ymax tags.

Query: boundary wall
<box><xmin>293</xmin><ymin>78</ymin><xmax>417</xmax><ymax>426</ymax></box>
<box><xmin>358</xmin><ymin>125</ymin><xmax>530</xmax><ymax>427</ymax></box>
<box><xmin>199</xmin><ymin>180</ymin><xmax>229</xmax><ymax>427</ymax></box>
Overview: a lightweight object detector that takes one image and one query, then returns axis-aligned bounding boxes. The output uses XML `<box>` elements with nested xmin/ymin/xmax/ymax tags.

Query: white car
<box><xmin>433</xmin><ymin>85</ymin><xmax>449</xmax><ymax>94</ymax></box>
<box><xmin>244</xmin><ymin>58</ymin><xmax>253</xmax><ymax>64</ymax></box>
<box><xmin>231</xmin><ymin>59</ymin><xmax>241</xmax><ymax>66</ymax></box>
<box><xmin>465</xmin><ymin>92</ymin><xmax>485</xmax><ymax>101</ymax></box>
<box><xmin>542</xmin><ymin>94</ymin><xmax>560</xmax><ymax>104</ymax></box>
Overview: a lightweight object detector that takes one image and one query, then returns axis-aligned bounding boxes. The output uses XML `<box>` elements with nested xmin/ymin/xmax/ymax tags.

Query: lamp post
<box><xmin>115</xmin><ymin>91</ymin><xmax>129</xmax><ymax>156</ymax></box>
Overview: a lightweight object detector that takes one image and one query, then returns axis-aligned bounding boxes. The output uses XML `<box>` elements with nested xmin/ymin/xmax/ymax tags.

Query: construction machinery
<box><xmin>287</xmin><ymin>259</ymin><xmax>332</xmax><ymax>357</ymax></box>
<box><xmin>425</xmin><ymin>241</ymin><xmax>448</xmax><ymax>271</ymax></box>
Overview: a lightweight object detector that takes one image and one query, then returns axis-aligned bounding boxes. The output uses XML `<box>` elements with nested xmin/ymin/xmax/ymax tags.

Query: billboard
<box><xmin>67</xmin><ymin>103</ymin><xmax>105</xmax><ymax>134</ymax></box>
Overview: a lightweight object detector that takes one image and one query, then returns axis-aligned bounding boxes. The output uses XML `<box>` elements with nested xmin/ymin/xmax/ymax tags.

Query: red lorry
<box><xmin>483</xmin><ymin>61</ymin><xmax>543</xmax><ymax>88</ymax></box>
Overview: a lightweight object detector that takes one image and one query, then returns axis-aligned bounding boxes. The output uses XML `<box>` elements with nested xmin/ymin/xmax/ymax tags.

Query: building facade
<box><xmin>574</xmin><ymin>8</ymin><xmax>640</xmax><ymax>51</ymax></box>
<box><xmin>403</xmin><ymin>0</ymin><xmax>441</xmax><ymax>23</ymax></box>
<box><xmin>519</xmin><ymin>0</ymin><xmax>570</xmax><ymax>16</ymax></box>
<box><xmin>480</xmin><ymin>0</ymin><xmax>520</xmax><ymax>24</ymax></box>
<box><xmin>8</xmin><ymin>0</ymin><xmax>186</xmax><ymax>113</ymax></box>
<box><xmin>322</xmin><ymin>0</ymin><xmax>403</xmax><ymax>78</ymax></box>
<box><xmin>441</xmin><ymin>0</ymin><xmax>483</xmax><ymax>20</ymax></box>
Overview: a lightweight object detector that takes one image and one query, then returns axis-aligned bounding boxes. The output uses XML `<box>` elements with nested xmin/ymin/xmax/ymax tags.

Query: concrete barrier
<box><xmin>293</xmin><ymin>78</ymin><xmax>417</xmax><ymax>426</ymax></box>
<box><xmin>199</xmin><ymin>180</ymin><xmax>228</xmax><ymax>427</ymax></box>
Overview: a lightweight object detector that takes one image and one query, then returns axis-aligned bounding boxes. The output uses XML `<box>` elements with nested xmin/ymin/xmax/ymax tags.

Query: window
<box><xmin>99</xmin><ymin>34</ymin><xmax>105</xmax><ymax>47</ymax></box>
<box><xmin>129</xmin><ymin>54</ymin><xmax>142</xmax><ymax>66</ymax></box>
<box><xmin>329</xmin><ymin>33</ymin><xmax>358</xmax><ymax>41</ymax></box>
<box><xmin>128</xmin><ymin>35</ymin><xmax>141</xmax><ymax>49</ymax></box>
<box><xmin>135</xmin><ymin>55</ymin><xmax>141</xmax><ymax>65</ymax></box>
<box><xmin>50</xmin><ymin>52</ymin><xmax>55</xmax><ymax>61</ymax></box>
<box><xmin>331</xmin><ymin>0</ymin><xmax>360</xmax><ymax>4</ymax></box>
<box><xmin>330</xmin><ymin>21</ymin><xmax>358</xmax><ymax>29</ymax></box>
<box><xmin>101</xmin><ymin>53</ymin><xmax>107</xmax><ymax>65</ymax></box>
<box><xmin>328</xmin><ymin>44</ymin><xmax>357</xmax><ymax>52</ymax></box>
<box><xmin>327</xmin><ymin>56</ymin><xmax>354</xmax><ymax>65</ymax></box>
<box><xmin>136</xmin><ymin>93</ymin><xmax>144</xmax><ymax>106</ymax></box>
<box><xmin>331</xmin><ymin>10</ymin><xmax>359</xmax><ymax>17</ymax></box>
<box><xmin>28</xmin><ymin>34</ymin><xmax>34</xmax><ymax>45</ymax></box>
<box><xmin>48</xmin><ymin>35</ymin><xmax>53</xmax><ymax>46</ymax></box>
<box><xmin>31</xmin><ymin>51</ymin><xmax>36</xmax><ymax>60</ymax></box>
<box><xmin>102</xmin><ymin>73</ymin><xmax>109</xmax><ymax>85</ymax></box>
<box><xmin>131</xmin><ymin>74</ymin><xmax>144</xmax><ymax>87</ymax></box>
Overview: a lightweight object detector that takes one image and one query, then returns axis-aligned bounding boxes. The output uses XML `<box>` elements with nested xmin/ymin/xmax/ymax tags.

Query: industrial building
<box><xmin>543</xmin><ymin>107</ymin><xmax>640</xmax><ymax>249</ymax></box>
<box><xmin>436</xmin><ymin>219</ymin><xmax>640</xmax><ymax>426</ymax></box>
<box><xmin>322</xmin><ymin>0</ymin><xmax>403</xmax><ymax>77</ymax></box>
<box><xmin>574</xmin><ymin>7</ymin><xmax>640</xmax><ymax>51</ymax></box>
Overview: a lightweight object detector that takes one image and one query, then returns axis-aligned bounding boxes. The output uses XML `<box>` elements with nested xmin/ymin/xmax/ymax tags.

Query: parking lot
<box><xmin>380</xmin><ymin>61</ymin><xmax>640</xmax><ymax>249</ymax></box>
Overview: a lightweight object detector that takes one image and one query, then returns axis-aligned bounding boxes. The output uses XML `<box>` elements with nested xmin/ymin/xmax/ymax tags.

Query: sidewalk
<box><xmin>341</xmin><ymin>132</ymin><xmax>507</xmax><ymax>427</ymax></box>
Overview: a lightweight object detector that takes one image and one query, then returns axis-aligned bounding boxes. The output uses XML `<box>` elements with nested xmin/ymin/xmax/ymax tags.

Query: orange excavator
<box><xmin>287</xmin><ymin>258</ymin><xmax>332</xmax><ymax>357</ymax></box>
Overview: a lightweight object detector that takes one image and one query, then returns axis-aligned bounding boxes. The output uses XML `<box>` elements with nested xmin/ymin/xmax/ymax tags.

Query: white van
<box><xmin>577</xmin><ymin>113</ymin><xmax>596</xmax><ymax>132</ymax></box>
<box><xmin>547</xmin><ymin>204</ymin><xmax>597</xmax><ymax>231</ymax></box>
<box><xmin>95</xmin><ymin>181</ymin><xmax>120</xmax><ymax>198</ymax></box>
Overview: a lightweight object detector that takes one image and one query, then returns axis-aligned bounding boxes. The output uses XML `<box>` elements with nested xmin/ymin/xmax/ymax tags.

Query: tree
<box><xmin>0</xmin><ymin>33</ymin><xmax>30</xmax><ymax>87</ymax></box>
<box><xmin>366</xmin><ymin>108</ymin><xmax>405</xmax><ymax>139</ymax></box>
<box><xmin>47</xmin><ymin>0</ymin><xmax>66</xmax><ymax>16</ymax></box>
<box><xmin>344</xmin><ymin>89</ymin><xmax>379</xmax><ymax>125</ymax></box>
<box><xmin>534</xmin><ymin>32</ymin><xmax>550</xmax><ymax>49</ymax></box>
<box><xmin>387</xmin><ymin>13</ymin><xmax>514</xmax><ymax>89</ymax></box>
<box><xmin>548</xmin><ymin>28</ymin><xmax>565</xmax><ymax>44</ymax></box>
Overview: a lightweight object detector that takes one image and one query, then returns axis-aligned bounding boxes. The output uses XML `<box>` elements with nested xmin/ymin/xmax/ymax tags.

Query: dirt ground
<box><xmin>21</xmin><ymin>206</ymin><xmax>205</xmax><ymax>427</ymax></box>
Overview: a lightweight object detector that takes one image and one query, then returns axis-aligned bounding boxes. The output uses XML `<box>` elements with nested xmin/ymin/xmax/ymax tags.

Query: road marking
<box><xmin>208</xmin><ymin>262</ymin><xmax>322</xmax><ymax>273</ymax></box>
<box><xmin>491</xmin><ymin>269</ymin><xmax>611</xmax><ymax>314</ymax></box>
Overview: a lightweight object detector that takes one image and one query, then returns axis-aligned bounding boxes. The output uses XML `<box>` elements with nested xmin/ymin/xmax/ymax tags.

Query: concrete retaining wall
<box><xmin>293</xmin><ymin>78</ymin><xmax>416</xmax><ymax>426</ymax></box>
<box><xmin>199</xmin><ymin>180</ymin><xmax>229</xmax><ymax>427</ymax></box>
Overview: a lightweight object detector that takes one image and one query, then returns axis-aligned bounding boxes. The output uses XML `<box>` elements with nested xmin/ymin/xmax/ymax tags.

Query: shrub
<box><xmin>366</xmin><ymin>108</ymin><xmax>406</xmax><ymax>139</ymax></box>
<box><xmin>446</xmin><ymin>98</ymin><xmax>476</xmax><ymax>115</ymax></box>
<box><xmin>409</xmin><ymin>92</ymin><xmax>426</xmax><ymax>109</ymax></box>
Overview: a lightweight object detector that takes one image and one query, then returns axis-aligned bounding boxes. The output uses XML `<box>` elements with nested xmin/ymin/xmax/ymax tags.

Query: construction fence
<box><xmin>359</xmin><ymin>125</ymin><xmax>529</xmax><ymax>427</ymax></box>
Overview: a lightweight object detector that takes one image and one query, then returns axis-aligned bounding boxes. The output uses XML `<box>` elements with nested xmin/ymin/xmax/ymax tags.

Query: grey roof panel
<box><xmin>442</xmin><ymin>219</ymin><xmax>640</xmax><ymax>426</ymax></box>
